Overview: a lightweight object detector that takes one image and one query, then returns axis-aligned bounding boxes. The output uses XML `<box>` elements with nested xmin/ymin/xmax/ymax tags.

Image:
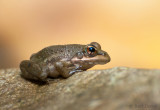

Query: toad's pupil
<box><xmin>89</xmin><ymin>47</ymin><xmax>95</xmax><ymax>52</ymax></box>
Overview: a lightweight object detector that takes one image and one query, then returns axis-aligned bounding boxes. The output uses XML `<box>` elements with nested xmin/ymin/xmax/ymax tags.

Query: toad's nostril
<box><xmin>102</xmin><ymin>52</ymin><xmax>107</xmax><ymax>56</ymax></box>
<box><xmin>98</xmin><ymin>50</ymin><xmax>106</xmax><ymax>56</ymax></box>
<box><xmin>103</xmin><ymin>52</ymin><xmax>107</xmax><ymax>56</ymax></box>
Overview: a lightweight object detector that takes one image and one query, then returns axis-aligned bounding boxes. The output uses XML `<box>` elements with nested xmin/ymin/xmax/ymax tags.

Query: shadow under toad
<box><xmin>20</xmin><ymin>73</ymin><xmax>63</xmax><ymax>86</ymax></box>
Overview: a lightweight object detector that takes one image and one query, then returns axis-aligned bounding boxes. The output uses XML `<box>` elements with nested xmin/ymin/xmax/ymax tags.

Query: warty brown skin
<box><xmin>20</xmin><ymin>42</ymin><xmax>111</xmax><ymax>81</ymax></box>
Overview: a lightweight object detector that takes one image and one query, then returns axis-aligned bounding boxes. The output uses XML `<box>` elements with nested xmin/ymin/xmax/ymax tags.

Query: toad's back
<box><xmin>30</xmin><ymin>44</ymin><xmax>85</xmax><ymax>63</ymax></box>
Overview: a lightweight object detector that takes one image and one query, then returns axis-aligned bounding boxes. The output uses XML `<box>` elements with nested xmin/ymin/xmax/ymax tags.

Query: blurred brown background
<box><xmin>0</xmin><ymin>0</ymin><xmax>160</xmax><ymax>69</ymax></box>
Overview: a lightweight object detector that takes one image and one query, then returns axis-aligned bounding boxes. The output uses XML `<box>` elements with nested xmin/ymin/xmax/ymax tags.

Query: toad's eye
<box><xmin>87</xmin><ymin>46</ymin><xmax>97</xmax><ymax>56</ymax></box>
<box><xmin>89</xmin><ymin>47</ymin><xmax>95</xmax><ymax>52</ymax></box>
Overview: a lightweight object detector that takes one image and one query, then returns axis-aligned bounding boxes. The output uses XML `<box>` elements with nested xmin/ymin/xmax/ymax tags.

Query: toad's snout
<box><xmin>99</xmin><ymin>54</ymin><xmax>111</xmax><ymax>64</ymax></box>
<box><xmin>97</xmin><ymin>50</ymin><xmax>111</xmax><ymax>64</ymax></box>
<box><xmin>105</xmin><ymin>52</ymin><xmax>111</xmax><ymax>63</ymax></box>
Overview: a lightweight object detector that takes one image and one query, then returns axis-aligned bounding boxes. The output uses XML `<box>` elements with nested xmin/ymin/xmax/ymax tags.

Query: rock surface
<box><xmin>0</xmin><ymin>67</ymin><xmax>160</xmax><ymax>110</ymax></box>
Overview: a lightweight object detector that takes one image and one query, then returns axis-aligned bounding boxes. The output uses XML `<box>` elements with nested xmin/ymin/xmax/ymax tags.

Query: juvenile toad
<box><xmin>20</xmin><ymin>42</ymin><xmax>111</xmax><ymax>81</ymax></box>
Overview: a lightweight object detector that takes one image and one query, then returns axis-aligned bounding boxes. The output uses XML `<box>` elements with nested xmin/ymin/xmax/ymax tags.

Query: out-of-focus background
<box><xmin>0</xmin><ymin>0</ymin><xmax>160</xmax><ymax>69</ymax></box>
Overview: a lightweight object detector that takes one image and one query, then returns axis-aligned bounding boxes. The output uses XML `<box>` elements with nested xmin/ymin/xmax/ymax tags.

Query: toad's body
<box><xmin>20</xmin><ymin>42</ymin><xmax>111</xmax><ymax>81</ymax></box>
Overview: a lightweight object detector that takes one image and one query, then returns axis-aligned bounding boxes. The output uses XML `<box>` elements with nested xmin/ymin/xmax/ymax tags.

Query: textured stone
<box><xmin>0</xmin><ymin>67</ymin><xmax>160</xmax><ymax>110</ymax></box>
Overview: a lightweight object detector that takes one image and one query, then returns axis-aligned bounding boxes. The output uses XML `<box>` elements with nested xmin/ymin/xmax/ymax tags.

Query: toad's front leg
<box><xmin>54</xmin><ymin>61</ymin><xmax>83</xmax><ymax>78</ymax></box>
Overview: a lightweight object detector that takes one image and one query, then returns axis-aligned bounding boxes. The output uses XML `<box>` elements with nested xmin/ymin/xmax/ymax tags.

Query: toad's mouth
<box><xmin>71</xmin><ymin>55</ymin><xmax>111</xmax><ymax>65</ymax></box>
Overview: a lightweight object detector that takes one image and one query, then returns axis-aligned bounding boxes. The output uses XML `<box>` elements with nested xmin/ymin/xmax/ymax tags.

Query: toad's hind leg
<box><xmin>20</xmin><ymin>60</ymin><xmax>48</xmax><ymax>81</ymax></box>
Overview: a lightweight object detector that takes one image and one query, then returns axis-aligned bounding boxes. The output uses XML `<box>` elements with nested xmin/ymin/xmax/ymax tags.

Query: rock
<box><xmin>0</xmin><ymin>67</ymin><xmax>160</xmax><ymax>110</ymax></box>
